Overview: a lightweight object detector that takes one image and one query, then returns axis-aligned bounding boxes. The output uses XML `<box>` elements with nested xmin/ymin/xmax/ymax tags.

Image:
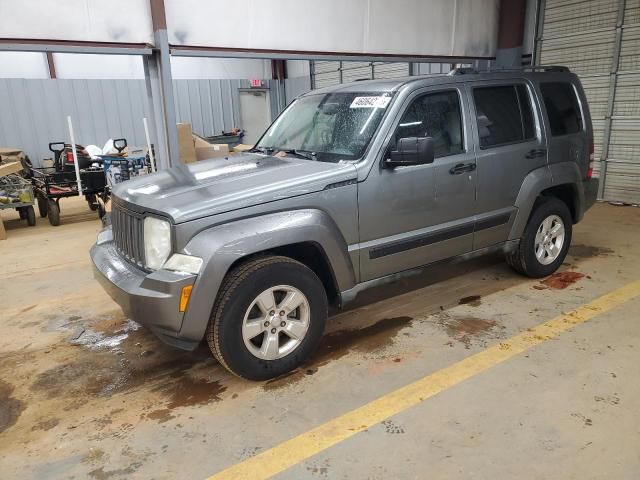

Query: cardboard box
<box><xmin>232</xmin><ymin>144</ymin><xmax>254</xmax><ymax>153</ymax></box>
<box><xmin>196</xmin><ymin>143</ymin><xmax>230</xmax><ymax>161</ymax></box>
<box><xmin>177</xmin><ymin>123</ymin><xmax>196</xmax><ymax>164</ymax></box>
<box><xmin>0</xmin><ymin>161</ymin><xmax>22</xmax><ymax>178</ymax></box>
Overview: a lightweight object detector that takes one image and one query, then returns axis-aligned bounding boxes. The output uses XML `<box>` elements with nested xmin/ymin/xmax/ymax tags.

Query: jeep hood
<box><xmin>113</xmin><ymin>153</ymin><xmax>357</xmax><ymax>223</ymax></box>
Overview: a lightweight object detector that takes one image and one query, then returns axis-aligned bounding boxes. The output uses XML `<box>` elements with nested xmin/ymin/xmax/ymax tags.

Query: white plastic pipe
<box><xmin>143</xmin><ymin>117</ymin><xmax>156</xmax><ymax>173</ymax></box>
<box><xmin>66</xmin><ymin>115</ymin><xmax>82</xmax><ymax>196</ymax></box>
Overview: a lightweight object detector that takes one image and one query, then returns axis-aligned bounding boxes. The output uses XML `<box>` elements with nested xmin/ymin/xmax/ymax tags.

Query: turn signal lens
<box><xmin>179</xmin><ymin>285</ymin><xmax>193</xmax><ymax>312</ymax></box>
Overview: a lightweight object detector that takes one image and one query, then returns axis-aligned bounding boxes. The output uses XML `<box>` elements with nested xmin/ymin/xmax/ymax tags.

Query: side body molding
<box><xmin>178</xmin><ymin>209</ymin><xmax>357</xmax><ymax>343</ymax></box>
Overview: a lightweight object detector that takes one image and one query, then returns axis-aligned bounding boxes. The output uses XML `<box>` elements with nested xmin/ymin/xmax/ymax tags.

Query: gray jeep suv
<box><xmin>92</xmin><ymin>66</ymin><xmax>598</xmax><ymax>380</ymax></box>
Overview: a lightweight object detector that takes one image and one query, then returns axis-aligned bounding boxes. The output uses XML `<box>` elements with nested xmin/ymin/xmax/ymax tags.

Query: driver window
<box><xmin>394</xmin><ymin>90</ymin><xmax>464</xmax><ymax>158</ymax></box>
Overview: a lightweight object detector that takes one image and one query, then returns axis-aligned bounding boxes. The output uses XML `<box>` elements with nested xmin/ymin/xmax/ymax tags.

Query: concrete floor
<box><xmin>0</xmin><ymin>199</ymin><xmax>639</xmax><ymax>479</ymax></box>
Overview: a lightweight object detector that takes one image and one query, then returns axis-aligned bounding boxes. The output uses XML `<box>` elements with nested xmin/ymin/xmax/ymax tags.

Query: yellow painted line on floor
<box><xmin>208</xmin><ymin>280</ymin><xmax>640</xmax><ymax>480</ymax></box>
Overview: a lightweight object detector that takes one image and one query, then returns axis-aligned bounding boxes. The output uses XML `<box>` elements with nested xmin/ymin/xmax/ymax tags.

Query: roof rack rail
<box><xmin>448</xmin><ymin>67</ymin><xmax>479</xmax><ymax>76</ymax></box>
<box><xmin>448</xmin><ymin>65</ymin><xmax>571</xmax><ymax>76</ymax></box>
<box><xmin>521</xmin><ymin>65</ymin><xmax>570</xmax><ymax>72</ymax></box>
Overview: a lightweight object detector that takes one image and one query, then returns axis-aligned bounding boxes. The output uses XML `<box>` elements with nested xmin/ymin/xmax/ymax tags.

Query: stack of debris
<box><xmin>177</xmin><ymin>123</ymin><xmax>253</xmax><ymax>164</ymax></box>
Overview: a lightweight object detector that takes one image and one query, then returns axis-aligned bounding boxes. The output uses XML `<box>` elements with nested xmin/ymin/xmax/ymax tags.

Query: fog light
<box><xmin>179</xmin><ymin>285</ymin><xmax>193</xmax><ymax>312</ymax></box>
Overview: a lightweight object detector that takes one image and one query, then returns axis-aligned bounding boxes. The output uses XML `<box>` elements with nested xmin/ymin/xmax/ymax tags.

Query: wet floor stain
<box><xmin>458</xmin><ymin>295</ymin><xmax>482</xmax><ymax>307</ymax></box>
<box><xmin>540</xmin><ymin>271</ymin><xmax>585</xmax><ymax>290</ymax></box>
<box><xmin>438</xmin><ymin>315</ymin><xmax>498</xmax><ymax>349</ymax></box>
<box><xmin>317</xmin><ymin>316</ymin><xmax>412</xmax><ymax>359</ymax></box>
<box><xmin>153</xmin><ymin>376</ymin><xmax>227</xmax><ymax>410</ymax></box>
<box><xmin>263</xmin><ymin>316</ymin><xmax>412</xmax><ymax>390</ymax></box>
<box><xmin>30</xmin><ymin>417</ymin><xmax>60</xmax><ymax>432</ymax></box>
<box><xmin>30</xmin><ymin>318</ymin><xmax>214</xmax><ymax>403</ymax></box>
<box><xmin>88</xmin><ymin>462</ymin><xmax>143</xmax><ymax>480</ymax></box>
<box><xmin>569</xmin><ymin>244</ymin><xmax>613</xmax><ymax>259</ymax></box>
<box><xmin>0</xmin><ymin>380</ymin><xmax>26</xmax><ymax>434</ymax></box>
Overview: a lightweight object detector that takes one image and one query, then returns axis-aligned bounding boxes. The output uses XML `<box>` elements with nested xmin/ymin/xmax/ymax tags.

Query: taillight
<box><xmin>65</xmin><ymin>151</ymin><xmax>74</xmax><ymax>163</ymax></box>
<box><xmin>587</xmin><ymin>140</ymin><xmax>594</xmax><ymax>179</ymax></box>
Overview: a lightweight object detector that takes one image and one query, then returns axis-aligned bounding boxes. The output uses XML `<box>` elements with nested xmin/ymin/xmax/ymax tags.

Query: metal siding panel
<box><xmin>210</xmin><ymin>80</ymin><xmax>225</xmax><ymax>135</ymax></box>
<box><xmin>99</xmin><ymin>80</ymin><xmax>124</xmax><ymax>142</ymax></box>
<box><xmin>188</xmin><ymin>80</ymin><xmax>205</xmax><ymax>136</ymax></box>
<box><xmin>618</xmin><ymin>25</ymin><xmax>640</xmax><ymax>71</ymax></box>
<box><xmin>625</xmin><ymin>0</ymin><xmax>640</xmax><ymax>26</ymax></box>
<box><xmin>613</xmin><ymin>72</ymin><xmax>640</xmax><ymax>116</ymax></box>
<box><xmin>542</xmin><ymin>0</ymin><xmax>618</xmax><ymax>38</ymax></box>
<box><xmin>198</xmin><ymin>80</ymin><xmax>215</xmax><ymax>137</ymax></box>
<box><xmin>373</xmin><ymin>62</ymin><xmax>410</xmax><ymax>79</ymax></box>
<box><xmin>342</xmin><ymin>63</ymin><xmax>373</xmax><ymax>83</ymax></box>
<box><xmin>540</xmin><ymin>30</ymin><xmax>615</xmax><ymax>75</ymax></box>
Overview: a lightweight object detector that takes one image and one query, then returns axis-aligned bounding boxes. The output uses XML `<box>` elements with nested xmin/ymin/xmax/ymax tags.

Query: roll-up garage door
<box><xmin>538</xmin><ymin>0</ymin><xmax>640</xmax><ymax>204</ymax></box>
<box><xmin>311</xmin><ymin>61</ymin><xmax>410</xmax><ymax>89</ymax></box>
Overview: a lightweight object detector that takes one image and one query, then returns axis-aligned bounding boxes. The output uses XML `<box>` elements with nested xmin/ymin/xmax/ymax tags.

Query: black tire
<box><xmin>507</xmin><ymin>197</ymin><xmax>572</xmax><ymax>278</ymax></box>
<box><xmin>37</xmin><ymin>195</ymin><xmax>48</xmax><ymax>217</ymax></box>
<box><xmin>26</xmin><ymin>206</ymin><xmax>36</xmax><ymax>226</ymax></box>
<box><xmin>97</xmin><ymin>201</ymin><xmax>106</xmax><ymax>220</ymax></box>
<box><xmin>48</xmin><ymin>201</ymin><xmax>60</xmax><ymax>226</ymax></box>
<box><xmin>207</xmin><ymin>256</ymin><xmax>328</xmax><ymax>380</ymax></box>
<box><xmin>86</xmin><ymin>193</ymin><xmax>98</xmax><ymax>211</ymax></box>
<box><xmin>18</xmin><ymin>207</ymin><xmax>27</xmax><ymax>220</ymax></box>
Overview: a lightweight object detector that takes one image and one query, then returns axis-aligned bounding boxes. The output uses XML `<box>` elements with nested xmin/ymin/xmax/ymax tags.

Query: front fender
<box><xmin>178</xmin><ymin>209</ymin><xmax>356</xmax><ymax>342</ymax></box>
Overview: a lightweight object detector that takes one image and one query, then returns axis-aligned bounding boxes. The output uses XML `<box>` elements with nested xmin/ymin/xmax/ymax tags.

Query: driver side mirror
<box><xmin>385</xmin><ymin>137</ymin><xmax>434</xmax><ymax>168</ymax></box>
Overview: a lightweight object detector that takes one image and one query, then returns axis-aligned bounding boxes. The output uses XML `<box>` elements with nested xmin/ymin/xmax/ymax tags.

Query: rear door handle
<box><xmin>525</xmin><ymin>148</ymin><xmax>547</xmax><ymax>159</ymax></box>
<box><xmin>449</xmin><ymin>163</ymin><xmax>477</xmax><ymax>175</ymax></box>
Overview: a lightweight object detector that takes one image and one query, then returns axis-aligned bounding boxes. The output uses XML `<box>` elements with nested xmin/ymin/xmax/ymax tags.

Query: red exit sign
<box><xmin>249</xmin><ymin>79</ymin><xmax>263</xmax><ymax>87</ymax></box>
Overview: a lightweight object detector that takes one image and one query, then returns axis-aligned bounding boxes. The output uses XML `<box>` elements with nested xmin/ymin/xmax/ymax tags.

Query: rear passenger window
<box><xmin>473</xmin><ymin>85</ymin><xmax>536</xmax><ymax>149</ymax></box>
<box><xmin>540</xmin><ymin>82</ymin><xmax>583</xmax><ymax>136</ymax></box>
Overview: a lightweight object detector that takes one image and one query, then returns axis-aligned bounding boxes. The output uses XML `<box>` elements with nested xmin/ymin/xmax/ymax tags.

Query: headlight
<box><xmin>144</xmin><ymin>216</ymin><xmax>172</xmax><ymax>269</ymax></box>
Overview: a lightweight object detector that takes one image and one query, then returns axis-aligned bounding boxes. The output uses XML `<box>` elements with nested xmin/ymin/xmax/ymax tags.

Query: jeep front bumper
<box><xmin>90</xmin><ymin>226</ymin><xmax>199</xmax><ymax>350</ymax></box>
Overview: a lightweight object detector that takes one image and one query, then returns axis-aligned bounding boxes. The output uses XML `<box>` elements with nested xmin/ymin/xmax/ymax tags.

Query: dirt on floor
<box><xmin>0</xmin><ymin>198</ymin><xmax>638</xmax><ymax>479</ymax></box>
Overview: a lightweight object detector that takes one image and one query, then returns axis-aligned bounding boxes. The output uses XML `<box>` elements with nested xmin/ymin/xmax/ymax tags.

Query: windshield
<box><xmin>256</xmin><ymin>91</ymin><xmax>393</xmax><ymax>162</ymax></box>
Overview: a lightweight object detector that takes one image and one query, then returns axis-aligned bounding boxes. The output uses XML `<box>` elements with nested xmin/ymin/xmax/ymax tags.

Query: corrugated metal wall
<box><xmin>0</xmin><ymin>78</ymin><xmax>277</xmax><ymax>165</ymax></box>
<box><xmin>539</xmin><ymin>0</ymin><xmax>640</xmax><ymax>204</ymax></box>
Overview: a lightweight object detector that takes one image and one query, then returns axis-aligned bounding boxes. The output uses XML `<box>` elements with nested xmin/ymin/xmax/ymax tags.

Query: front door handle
<box><xmin>449</xmin><ymin>163</ymin><xmax>477</xmax><ymax>175</ymax></box>
<box><xmin>525</xmin><ymin>148</ymin><xmax>547</xmax><ymax>159</ymax></box>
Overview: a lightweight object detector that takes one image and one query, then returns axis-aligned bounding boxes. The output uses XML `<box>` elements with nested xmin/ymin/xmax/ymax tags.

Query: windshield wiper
<box><xmin>279</xmin><ymin>149</ymin><xmax>318</xmax><ymax>161</ymax></box>
<box><xmin>248</xmin><ymin>146</ymin><xmax>275</xmax><ymax>154</ymax></box>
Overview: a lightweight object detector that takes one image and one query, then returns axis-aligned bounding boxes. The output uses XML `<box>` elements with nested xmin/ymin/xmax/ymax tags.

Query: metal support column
<box><xmin>598</xmin><ymin>0</ymin><xmax>626</xmax><ymax>198</ymax></box>
<box><xmin>145</xmin><ymin>0</ymin><xmax>179</xmax><ymax>169</ymax></box>
<box><xmin>532</xmin><ymin>0</ymin><xmax>546</xmax><ymax>66</ymax></box>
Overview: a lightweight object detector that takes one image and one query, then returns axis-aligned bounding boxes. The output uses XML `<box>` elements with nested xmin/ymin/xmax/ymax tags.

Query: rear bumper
<box><xmin>90</xmin><ymin>226</ymin><xmax>199</xmax><ymax>350</ymax></box>
<box><xmin>583</xmin><ymin>177</ymin><xmax>599</xmax><ymax>212</ymax></box>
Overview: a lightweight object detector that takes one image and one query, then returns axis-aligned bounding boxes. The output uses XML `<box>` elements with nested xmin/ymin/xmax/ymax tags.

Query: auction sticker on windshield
<box><xmin>350</xmin><ymin>96</ymin><xmax>391</xmax><ymax>109</ymax></box>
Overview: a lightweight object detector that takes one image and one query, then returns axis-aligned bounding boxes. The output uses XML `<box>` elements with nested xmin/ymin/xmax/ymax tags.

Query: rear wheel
<box><xmin>507</xmin><ymin>197</ymin><xmax>572</xmax><ymax>278</ymax></box>
<box><xmin>206</xmin><ymin>256</ymin><xmax>327</xmax><ymax>380</ymax></box>
<box><xmin>48</xmin><ymin>201</ymin><xmax>60</xmax><ymax>226</ymax></box>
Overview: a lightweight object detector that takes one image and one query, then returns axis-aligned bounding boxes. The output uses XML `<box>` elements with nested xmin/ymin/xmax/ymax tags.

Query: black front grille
<box><xmin>111</xmin><ymin>203</ymin><xmax>145</xmax><ymax>267</ymax></box>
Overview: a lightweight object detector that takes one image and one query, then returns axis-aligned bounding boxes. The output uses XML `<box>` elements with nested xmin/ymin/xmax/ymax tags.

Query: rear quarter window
<box><xmin>540</xmin><ymin>82</ymin><xmax>583</xmax><ymax>136</ymax></box>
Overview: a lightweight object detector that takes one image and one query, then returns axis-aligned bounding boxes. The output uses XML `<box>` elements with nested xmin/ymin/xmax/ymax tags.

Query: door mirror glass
<box><xmin>385</xmin><ymin>137</ymin><xmax>435</xmax><ymax>167</ymax></box>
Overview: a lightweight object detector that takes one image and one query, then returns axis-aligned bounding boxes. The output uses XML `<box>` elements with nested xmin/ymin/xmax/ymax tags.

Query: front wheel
<box><xmin>26</xmin><ymin>206</ymin><xmax>36</xmax><ymax>226</ymax></box>
<box><xmin>48</xmin><ymin>201</ymin><xmax>60</xmax><ymax>226</ymax></box>
<box><xmin>206</xmin><ymin>256</ymin><xmax>328</xmax><ymax>380</ymax></box>
<box><xmin>507</xmin><ymin>197</ymin><xmax>572</xmax><ymax>278</ymax></box>
<box><xmin>37</xmin><ymin>194</ymin><xmax>48</xmax><ymax>218</ymax></box>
